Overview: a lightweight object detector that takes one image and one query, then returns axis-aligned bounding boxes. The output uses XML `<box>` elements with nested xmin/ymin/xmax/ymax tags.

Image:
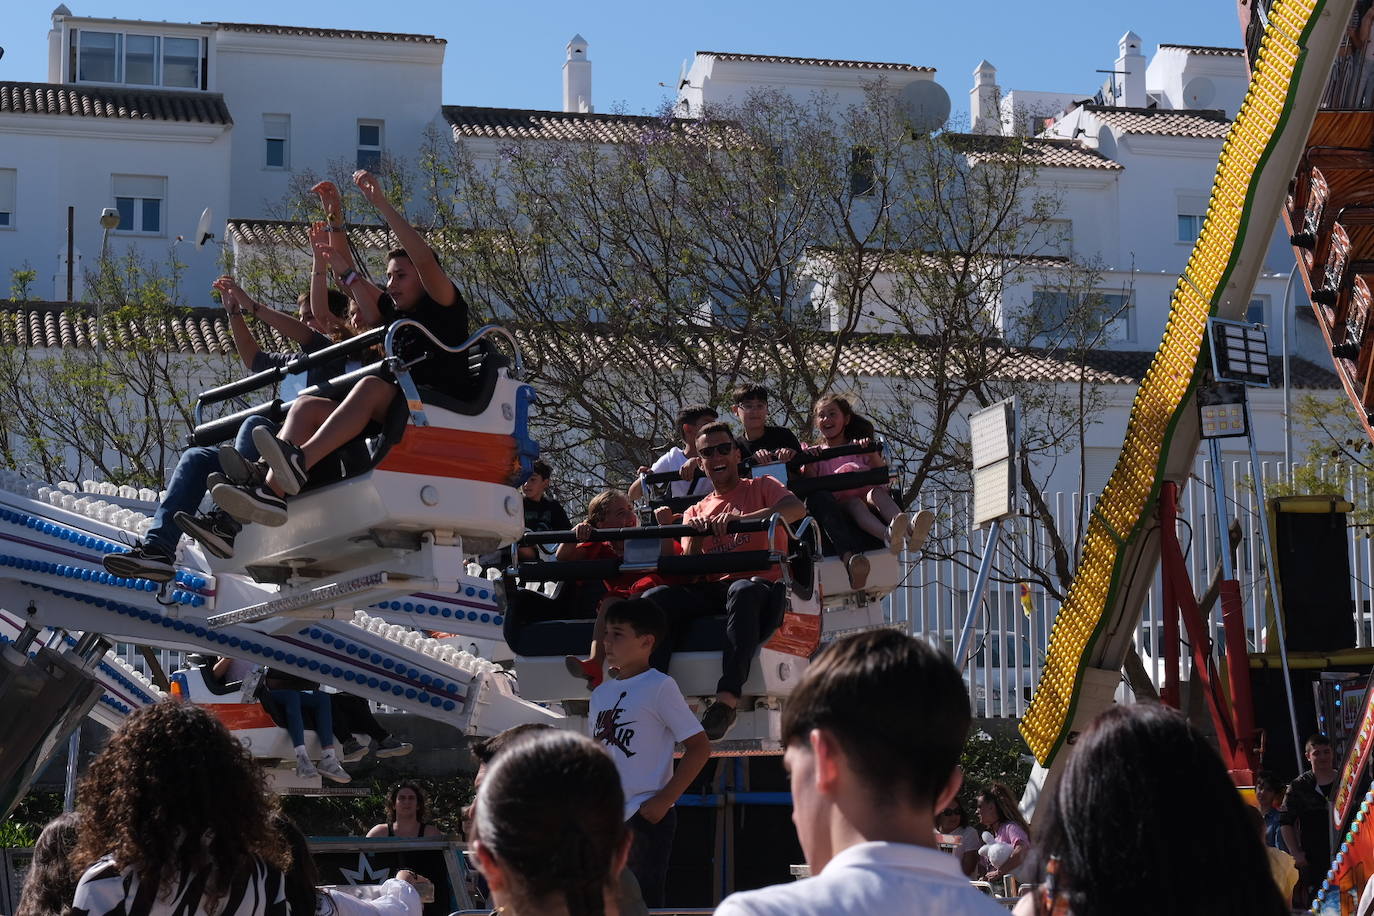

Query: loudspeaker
<box><xmin>1273</xmin><ymin>497</ymin><xmax>1356</xmax><ymax>652</ymax></box>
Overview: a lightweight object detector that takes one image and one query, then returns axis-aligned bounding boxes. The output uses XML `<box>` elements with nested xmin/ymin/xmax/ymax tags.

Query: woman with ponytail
<box><xmin>471</xmin><ymin>730</ymin><xmax>630</xmax><ymax>916</ymax></box>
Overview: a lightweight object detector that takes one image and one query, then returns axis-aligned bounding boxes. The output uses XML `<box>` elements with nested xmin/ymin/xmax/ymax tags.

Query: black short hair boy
<box><xmin>676</xmin><ymin>404</ymin><xmax>718</xmax><ymax>430</ymax></box>
<box><xmin>782</xmin><ymin>629</ymin><xmax>970</xmax><ymax>808</ymax></box>
<box><xmin>732</xmin><ymin>383</ymin><xmax>770</xmax><ymax>405</ymax></box>
<box><xmin>603</xmin><ymin>597</ymin><xmax>667</xmax><ymax>650</ymax></box>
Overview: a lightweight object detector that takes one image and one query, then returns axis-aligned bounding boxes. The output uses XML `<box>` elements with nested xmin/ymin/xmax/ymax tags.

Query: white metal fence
<box><xmin>889</xmin><ymin>460</ymin><xmax>1373</xmax><ymax>718</ymax></box>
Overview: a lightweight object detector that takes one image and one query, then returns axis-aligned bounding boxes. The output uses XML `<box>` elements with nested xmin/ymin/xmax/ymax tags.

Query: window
<box><xmin>1247</xmin><ymin>297</ymin><xmax>1267</xmax><ymax>325</ymax></box>
<box><xmin>264</xmin><ymin>114</ymin><xmax>290</xmax><ymax>169</ymax></box>
<box><xmin>1176</xmin><ymin>190</ymin><xmax>1208</xmax><ymax>243</ymax></box>
<box><xmin>112</xmin><ymin>175</ymin><xmax>165</xmax><ymax>235</ymax></box>
<box><xmin>0</xmin><ymin>169</ymin><xmax>14</xmax><ymax>227</ymax></box>
<box><xmin>849</xmin><ymin>147</ymin><xmax>876</xmax><ymax>197</ymax></box>
<box><xmin>74</xmin><ymin>30</ymin><xmax>202</xmax><ymax>89</ymax></box>
<box><xmin>1031</xmin><ymin>288</ymin><xmax>1133</xmax><ymax>342</ymax></box>
<box><xmin>357</xmin><ymin>121</ymin><xmax>384</xmax><ymax>171</ymax></box>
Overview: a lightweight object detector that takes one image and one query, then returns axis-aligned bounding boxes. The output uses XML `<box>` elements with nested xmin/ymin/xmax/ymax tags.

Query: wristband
<box><xmin>341</xmin><ymin>270</ymin><xmax>359</xmax><ymax>287</ymax></box>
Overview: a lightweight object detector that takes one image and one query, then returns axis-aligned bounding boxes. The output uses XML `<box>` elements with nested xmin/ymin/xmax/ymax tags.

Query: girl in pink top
<box><xmin>803</xmin><ymin>394</ymin><xmax>910</xmax><ymax>552</ymax></box>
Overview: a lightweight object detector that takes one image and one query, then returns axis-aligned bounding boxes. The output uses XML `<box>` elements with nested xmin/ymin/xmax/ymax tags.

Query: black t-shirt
<box><xmin>250</xmin><ymin>331</ymin><xmax>340</xmax><ymax>387</ymax></box>
<box><xmin>525</xmin><ymin>496</ymin><xmax>572</xmax><ymax>534</ymax></box>
<box><xmin>379</xmin><ymin>282</ymin><xmax>471</xmax><ymax>394</ymax></box>
<box><xmin>740</xmin><ymin>425</ymin><xmax>803</xmax><ymax>462</ymax></box>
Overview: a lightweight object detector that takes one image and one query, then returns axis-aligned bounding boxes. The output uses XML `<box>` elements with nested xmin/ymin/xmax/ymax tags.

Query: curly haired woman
<box><xmin>69</xmin><ymin>701</ymin><xmax>290</xmax><ymax>916</ymax></box>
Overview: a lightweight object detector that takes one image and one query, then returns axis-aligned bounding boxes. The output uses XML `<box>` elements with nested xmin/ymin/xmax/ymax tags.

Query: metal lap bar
<box><xmin>520</xmin><ymin>518</ymin><xmax>774</xmax><ymax>546</ymax></box>
<box><xmin>787</xmin><ymin>467</ymin><xmax>889</xmax><ymax>498</ymax></box>
<box><xmin>516</xmin><ymin>551</ymin><xmax>776</xmax><ymax>582</ymax></box>
<box><xmin>383</xmin><ymin>320</ymin><xmax>525</xmax><ymax>378</ymax></box>
<box><xmin>789</xmin><ymin>442</ymin><xmax>882</xmax><ymax>467</ymax></box>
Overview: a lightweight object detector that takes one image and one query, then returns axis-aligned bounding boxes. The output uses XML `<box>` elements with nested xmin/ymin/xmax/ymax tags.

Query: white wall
<box><xmin>680</xmin><ymin>55</ymin><xmax>940</xmax><ymax>117</ymax></box>
<box><xmin>213</xmin><ymin>29</ymin><xmax>447</xmax><ymax>218</ymax></box>
<box><xmin>0</xmin><ymin>114</ymin><xmax>230</xmax><ymax>304</ymax></box>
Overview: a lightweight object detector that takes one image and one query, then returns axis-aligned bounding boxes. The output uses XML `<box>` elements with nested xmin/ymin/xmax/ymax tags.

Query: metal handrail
<box><xmin>383</xmin><ymin>320</ymin><xmax>524</xmax><ymax>378</ymax></box>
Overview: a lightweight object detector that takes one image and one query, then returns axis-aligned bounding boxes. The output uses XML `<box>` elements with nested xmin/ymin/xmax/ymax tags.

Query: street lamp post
<box><xmin>97</xmin><ymin>208</ymin><xmax>119</xmax><ymax>352</ymax></box>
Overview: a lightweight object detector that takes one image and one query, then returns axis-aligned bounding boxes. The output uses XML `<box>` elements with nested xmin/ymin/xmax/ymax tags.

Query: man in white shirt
<box><xmin>715</xmin><ymin>630</ymin><xmax>1006</xmax><ymax>916</ymax></box>
<box><xmin>628</xmin><ymin>405</ymin><xmax>718</xmax><ymax>501</ymax></box>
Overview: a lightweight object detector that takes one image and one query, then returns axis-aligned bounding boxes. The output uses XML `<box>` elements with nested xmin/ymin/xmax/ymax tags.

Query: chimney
<box><xmin>1115</xmin><ymin>31</ymin><xmax>1146</xmax><ymax>108</ymax></box>
<box><xmin>563</xmin><ymin>34</ymin><xmax>592</xmax><ymax>113</ymax></box>
<box><xmin>970</xmin><ymin>60</ymin><xmax>1001</xmax><ymax>135</ymax></box>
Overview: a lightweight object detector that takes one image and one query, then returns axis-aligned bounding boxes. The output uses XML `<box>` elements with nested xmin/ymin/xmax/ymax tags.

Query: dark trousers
<box><xmin>804</xmin><ymin>490</ymin><xmax>872</xmax><ymax>557</ymax></box>
<box><xmin>627</xmin><ymin>808</ymin><xmax>676</xmax><ymax>908</ymax></box>
<box><xmin>330</xmin><ymin>693</ymin><xmax>388</xmax><ymax>744</ymax></box>
<box><xmin>643</xmin><ymin>578</ymin><xmax>781</xmax><ymax>697</ymax></box>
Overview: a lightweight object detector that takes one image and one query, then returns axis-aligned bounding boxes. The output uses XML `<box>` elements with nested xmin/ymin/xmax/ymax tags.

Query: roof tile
<box><xmin>443</xmin><ymin>105</ymin><xmax>703</xmax><ymax>145</ymax></box>
<box><xmin>951</xmin><ymin>134</ymin><xmax>1122</xmax><ymax>171</ymax></box>
<box><xmin>1085</xmin><ymin>105</ymin><xmax>1231</xmax><ymax>139</ymax></box>
<box><xmin>698</xmin><ymin>51</ymin><xmax>933</xmax><ymax>72</ymax></box>
<box><xmin>1157</xmin><ymin>44</ymin><xmax>1245</xmax><ymax>57</ymax></box>
<box><xmin>209</xmin><ymin>21</ymin><xmax>442</xmax><ymax>43</ymax></box>
<box><xmin>0</xmin><ymin>81</ymin><xmax>232</xmax><ymax>125</ymax></box>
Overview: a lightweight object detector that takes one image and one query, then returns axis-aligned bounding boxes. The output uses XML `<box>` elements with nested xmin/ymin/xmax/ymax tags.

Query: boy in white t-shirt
<box><xmin>589</xmin><ymin>598</ymin><xmax>711</xmax><ymax>907</ymax></box>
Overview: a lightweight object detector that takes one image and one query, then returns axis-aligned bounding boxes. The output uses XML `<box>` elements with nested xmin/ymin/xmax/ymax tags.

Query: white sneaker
<box><xmin>295</xmin><ymin>754</ymin><xmax>318</xmax><ymax>779</ymax></box>
<box><xmin>887</xmin><ymin>512</ymin><xmax>911</xmax><ymax>554</ymax></box>
<box><xmin>317</xmin><ymin>756</ymin><xmax>352</xmax><ymax>784</ymax></box>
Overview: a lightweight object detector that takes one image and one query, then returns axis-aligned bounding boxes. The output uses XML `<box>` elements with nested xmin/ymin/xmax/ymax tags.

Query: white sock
<box><xmin>321</xmin><ymin>747</ymin><xmax>338</xmax><ymax>762</ymax></box>
<box><xmin>294</xmin><ymin>745</ymin><xmax>309</xmax><ymax>758</ymax></box>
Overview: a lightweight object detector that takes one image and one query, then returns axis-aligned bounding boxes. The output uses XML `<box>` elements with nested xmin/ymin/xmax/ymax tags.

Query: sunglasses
<box><xmin>699</xmin><ymin>442</ymin><xmax>737</xmax><ymax>457</ymax></box>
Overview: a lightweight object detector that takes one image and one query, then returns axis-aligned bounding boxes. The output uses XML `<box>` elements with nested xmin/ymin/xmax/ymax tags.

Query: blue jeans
<box><xmin>269</xmin><ymin>688</ymin><xmax>334</xmax><ymax>749</ymax></box>
<box><xmin>146</xmin><ymin>415</ymin><xmax>275</xmax><ymax>551</ymax></box>
<box><xmin>627</xmin><ymin>808</ymin><xmax>676</xmax><ymax>908</ymax></box>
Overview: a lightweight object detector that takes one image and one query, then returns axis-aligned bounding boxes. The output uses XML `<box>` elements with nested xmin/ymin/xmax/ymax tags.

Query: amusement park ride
<box><xmin>7</xmin><ymin>0</ymin><xmax>1374</xmax><ymax>908</ymax></box>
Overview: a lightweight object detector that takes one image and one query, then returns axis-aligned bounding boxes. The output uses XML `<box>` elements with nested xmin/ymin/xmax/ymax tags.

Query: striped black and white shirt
<box><xmin>70</xmin><ymin>855</ymin><xmax>288</xmax><ymax>916</ymax></box>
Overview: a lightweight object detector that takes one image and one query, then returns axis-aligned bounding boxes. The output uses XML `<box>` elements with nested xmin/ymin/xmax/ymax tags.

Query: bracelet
<box><xmin>341</xmin><ymin>270</ymin><xmax>359</xmax><ymax>286</ymax></box>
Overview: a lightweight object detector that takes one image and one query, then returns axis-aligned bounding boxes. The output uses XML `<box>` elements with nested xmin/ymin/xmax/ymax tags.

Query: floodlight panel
<box><xmin>970</xmin><ymin>400</ymin><xmax>1014</xmax><ymax>469</ymax></box>
<box><xmin>1198</xmin><ymin>402</ymin><xmax>1248</xmax><ymax>439</ymax></box>
<box><xmin>1209</xmin><ymin>317</ymin><xmax>1271</xmax><ymax>386</ymax></box>
<box><xmin>972</xmin><ymin>459</ymin><xmax>1015</xmax><ymax>526</ymax></box>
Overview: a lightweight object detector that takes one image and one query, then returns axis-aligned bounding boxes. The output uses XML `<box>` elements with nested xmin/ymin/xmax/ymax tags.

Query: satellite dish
<box><xmin>1183</xmin><ymin>77</ymin><xmax>1216</xmax><ymax>109</ymax></box>
<box><xmin>194</xmin><ymin>207</ymin><xmax>214</xmax><ymax>249</ymax></box>
<box><xmin>896</xmin><ymin>79</ymin><xmax>951</xmax><ymax>136</ymax></box>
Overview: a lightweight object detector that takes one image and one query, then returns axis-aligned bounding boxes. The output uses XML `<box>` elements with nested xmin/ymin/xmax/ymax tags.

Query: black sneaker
<box><xmin>701</xmin><ymin>702</ymin><xmax>738</xmax><ymax>741</ymax></box>
<box><xmin>103</xmin><ymin>542</ymin><xmax>176</xmax><ymax>583</ymax></box>
<box><xmin>217</xmin><ymin>444</ymin><xmax>267</xmax><ymax>487</ymax></box>
<box><xmin>211</xmin><ymin>481</ymin><xmax>287</xmax><ymax>527</ymax></box>
<box><xmin>174</xmin><ymin>509</ymin><xmax>240</xmax><ymax>559</ymax></box>
<box><xmin>374</xmin><ymin>735</ymin><xmax>413</xmax><ymax>758</ymax></box>
<box><xmin>253</xmin><ymin>426</ymin><xmax>309</xmax><ymax>496</ymax></box>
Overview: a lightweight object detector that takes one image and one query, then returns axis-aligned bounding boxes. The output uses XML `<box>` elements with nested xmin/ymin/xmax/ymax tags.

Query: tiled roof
<box><xmin>1158</xmin><ymin>44</ymin><xmax>1245</xmax><ymax>57</ymax></box>
<box><xmin>227</xmin><ymin>218</ymin><xmax>454</xmax><ymax>255</ymax></box>
<box><xmin>209</xmin><ymin>22</ymin><xmax>443</xmax><ymax>43</ymax></box>
<box><xmin>833</xmin><ymin>344</ymin><xmax>1338</xmax><ymax>388</ymax></box>
<box><xmin>0</xmin><ymin>303</ymin><xmax>294</xmax><ymax>355</ymax></box>
<box><xmin>0</xmin><ymin>81</ymin><xmax>232</xmax><ymax>125</ymax></box>
<box><xmin>1085</xmin><ymin>105</ymin><xmax>1231</xmax><ymax>139</ymax></box>
<box><xmin>951</xmin><ymin>134</ymin><xmax>1122</xmax><ymax>171</ymax></box>
<box><xmin>697</xmin><ymin>51</ymin><xmax>934</xmax><ymax>72</ymax></box>
<box><xmin>444</xmin><ymin>105</ymin><xmax>706</xmax><ymax>144</ymax></box>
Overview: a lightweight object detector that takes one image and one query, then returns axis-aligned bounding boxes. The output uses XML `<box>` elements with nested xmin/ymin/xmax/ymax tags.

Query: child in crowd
<box><xmin>730</xmin><ymin>383</ymin><xmax>801</xmax><ymax>465</ymax></box>
<box><xmin>802</xmin><ymin>393</ymin><xmax>910</xmax><ymax>553</ymax></box>
<box><xmin>589</xmin><ymin>599</ymin><xmax>711</xmax><ymax>908</ymax></box>
<box><xmin>560</xmin><ymin>491</ymin><xmax>677</xmax><ymax>688</ymax></box>
<box><xmin>976</xmin><ymin>782</ymin><xmax>1031</xmax><ymax>883</ymax></box>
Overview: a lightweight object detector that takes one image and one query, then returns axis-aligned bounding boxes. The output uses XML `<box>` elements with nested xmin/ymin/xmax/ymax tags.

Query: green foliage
<box><xmin>957</xmin><ymin>728</ymin><xmax>1033</xmax><ymax>815</ymax></box>
<box><xmin>1260</xmin><ymin>393</ymin><xmax>1374</xmax><ymax>523</ymax></box>
<box><xmin>9</xmin><ymin>266</ymin><xmax>37</xmax><ymax>303</ymax></box>
<box><xmin>3</xmin><ymin>790</ymin><xmax>64</xmax><ymax>846</ymax></box>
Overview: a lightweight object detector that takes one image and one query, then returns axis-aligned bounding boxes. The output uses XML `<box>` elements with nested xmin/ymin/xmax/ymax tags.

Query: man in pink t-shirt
<box><xmin>643</xmin><ymin>421</ymin><xmax>807</xmax><ymax>740</ymax></box>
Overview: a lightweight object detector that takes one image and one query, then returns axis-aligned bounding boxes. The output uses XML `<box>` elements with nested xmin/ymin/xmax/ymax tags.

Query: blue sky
<box><xmin>3</xmin><ymin>1</ymin><xmax>1243</xmax><ymax>115</ymax></box>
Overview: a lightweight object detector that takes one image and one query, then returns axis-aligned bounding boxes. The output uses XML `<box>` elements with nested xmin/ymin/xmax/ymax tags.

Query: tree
<box><xmin>0</xmin><ymin>252</ymin><xmax>240</xmax><ymax>487</ymax></box>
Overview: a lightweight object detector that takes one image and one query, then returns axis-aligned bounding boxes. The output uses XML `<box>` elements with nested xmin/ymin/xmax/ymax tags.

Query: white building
<box><xmin>0</xmin><ymin>7</ymin><xmax>446</xmax><ymax>304</ymax></box>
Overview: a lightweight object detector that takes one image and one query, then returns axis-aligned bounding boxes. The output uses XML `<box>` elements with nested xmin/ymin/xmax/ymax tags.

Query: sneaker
<box><xmin>564</xmin><ymin>655</ymin><xmax>605</xmax><ymax>690</ymax></box>
<box><xmin>845</xmin><ymin>553</ymin><xmax>870</xmax><ymax>591</ymax></box>
<box><xmin>211</xmin><ymin>482</ymin><xmax>287</xmax><ymax>527</ymax></box>
<box><xmin>253</xmin><ymin>426</ymin><xmax>309</xmax><ymax>496</ymax></box>
<box><xmin>103</xmin><ymin>542</ymin><xmax>176</xmax><ymax>583</ymax></box>
<box><xmin>907</xmin><ymin>510</ymin><xmax>936</xmax><ymax>556</ymax></box>
<box><xmin>887</xmin><ymin>512</ymin><xmax>911</xmax><ymax>554</ymax></box>
<box><xmin>174</xmin><ymin>509</ymin><xmax>240</xmax><ymax>559</ymax></box>
<box><xmin>701</xmin><ymin>702</ymin><xmax>738</xmax><ymax>741</ymax></box>
<box><xmin>295</xmin><ymin>754</ymin><xmax>318</xmax><ymax>780</ymax></box>
<box><xmin>374</xmin><ymin>736</ymin><xmax>414</xmax><ymax>758</ymax></box>
<box><xmin>218</xmin><ymin>445</ymin><xmax>267</xmax><ymax>487</ymax></box>
<box><xmin>340</xmin><ymin>739</ymin><xmax>369</xmax><ymax>763</ymax></box>
<box><xmin>317</xmin><ymin>756</ymin><xmax>352</xmax><ymax>784</ymax></box>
